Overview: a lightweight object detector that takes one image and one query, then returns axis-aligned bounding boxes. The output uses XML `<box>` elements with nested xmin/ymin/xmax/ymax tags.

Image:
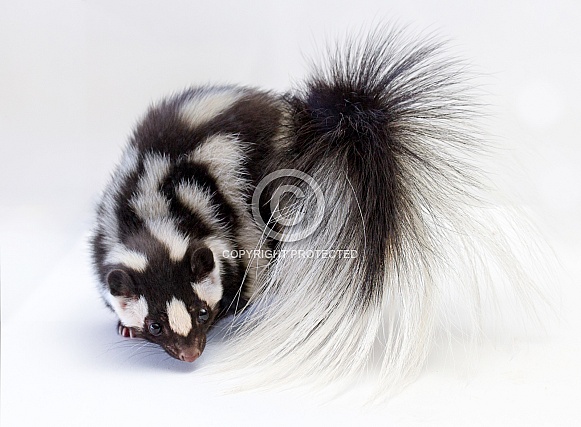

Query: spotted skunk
<box><xmin>91</xmin><ymin>28</ymin><xmax>545</xmax><ymax>390</ymax></box>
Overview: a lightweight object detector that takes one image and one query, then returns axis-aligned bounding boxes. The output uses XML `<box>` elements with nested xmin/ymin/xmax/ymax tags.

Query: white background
<box><xmin>1</xmin><ymin>1</ymin><xmax>580</xmax><ymax>425</ymax></box>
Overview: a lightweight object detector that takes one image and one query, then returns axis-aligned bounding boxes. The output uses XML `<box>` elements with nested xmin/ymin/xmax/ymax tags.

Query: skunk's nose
<box><xmin>179</xmin><ymin>349</ymin><xmax>201</xmax><ymax>363</ymax></box>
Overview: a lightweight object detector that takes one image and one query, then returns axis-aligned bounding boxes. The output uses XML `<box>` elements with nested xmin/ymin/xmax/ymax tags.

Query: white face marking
<box><xmin>180</xmin><ymin>89</ymin><xmax>242</xmax><ymax>128</ymax></box>
<box><xmin>167</xmin><ymin>297</ymin><xmax>193</xmax><ymax>336</ymax></box>
<box><xmin>109</xmin><ymin>294</ymin><xmax>149</xmax><ymax>329</ymax></box>
<box><xmin>146</xmin><ymin>218</ymin><xmax>189</xmax><ymax>261</ymax></box>
<box><xmin>105</xmin><ymin>244</ymin><xmax>148</xmax><ymax>272</ymax></box>
<box><xmin>193</xmin><ymin>277</ymin><xmax>223</xmax><ymax>310</ymax></box>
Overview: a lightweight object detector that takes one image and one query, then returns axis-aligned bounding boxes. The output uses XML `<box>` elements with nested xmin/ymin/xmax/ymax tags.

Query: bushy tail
<box><xmin>212</xmin><ymin>27</ymin><xmax>549</xmax><ymax>397</ymax></box>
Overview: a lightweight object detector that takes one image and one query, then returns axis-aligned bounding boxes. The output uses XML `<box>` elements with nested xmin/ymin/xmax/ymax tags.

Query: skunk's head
<box><xmin>105</xmin><ymin>239</ymin><xmax>224</xmax><ymax>363</ymax></box>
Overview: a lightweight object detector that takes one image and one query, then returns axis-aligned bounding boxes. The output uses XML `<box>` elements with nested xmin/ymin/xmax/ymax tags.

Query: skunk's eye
<box><xmin>198</xmin><ymin>308</ymin><xmax>210</xmax><ymax>323</ymax></box>
<box><xmin>148</xmin><ymin>322</ymin><xmax>162</xmax><ymax>336</ymax></box>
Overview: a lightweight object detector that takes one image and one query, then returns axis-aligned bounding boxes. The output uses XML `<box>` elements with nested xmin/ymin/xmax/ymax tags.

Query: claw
<box><xmin>117</xmin><ymin>322</ymin><xmax>137</xmax><ymax>338</ymax></box>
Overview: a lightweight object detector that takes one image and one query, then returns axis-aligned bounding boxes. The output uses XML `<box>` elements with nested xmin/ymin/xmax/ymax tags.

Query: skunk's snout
<box><xmin>178</xmin><ymin>348</ymin><xmax>201</xmax><ymax>363</ymax></box>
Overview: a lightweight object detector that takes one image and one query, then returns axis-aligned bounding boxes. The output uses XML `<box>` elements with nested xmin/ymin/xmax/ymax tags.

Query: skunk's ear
<box><xmin>190</xmin><ymin>246</ymin><xmax>215</xmax><ymax>282</ymax></box>
<box><xmin>106</xmin><ymin>269</ymin><xmax>135</xmax><ymax>298</ymax></box>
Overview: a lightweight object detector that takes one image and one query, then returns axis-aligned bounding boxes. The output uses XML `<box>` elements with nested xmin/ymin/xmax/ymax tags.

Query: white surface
<box><xmin>2</xmin><ymin>1</ymin><xmax>581</xmax><ymax>426</ymax></box>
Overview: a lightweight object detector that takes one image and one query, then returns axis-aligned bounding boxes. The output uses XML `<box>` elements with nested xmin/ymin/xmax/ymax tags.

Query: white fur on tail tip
<box><xmin>204</xmin><ymin>29</ymin><xmax>551</xmax><ymax>400</ymax></box>
<box><xmin>212</xmin><ymin>163</ymin><xmax>550</xmax><ymax>401</ymax></box>
<box><xmin>214</xmin><ymin>177</ymin><xmax>386</xmax><ymax>389</ymax></box>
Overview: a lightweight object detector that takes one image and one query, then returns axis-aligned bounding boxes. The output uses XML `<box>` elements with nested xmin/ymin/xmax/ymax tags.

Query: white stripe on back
<box><xmin>180</xmin><ymin>89</ymin><xmax>243</xmax><ymax>128</ymax></box>
<box><xmin>105</xmin><ymin>244</ymin><xmax>148</xmax><ymax>272</ymax></box>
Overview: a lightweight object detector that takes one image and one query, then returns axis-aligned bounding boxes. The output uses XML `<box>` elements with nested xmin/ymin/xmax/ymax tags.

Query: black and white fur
<box><xmin>91</xmin><ymin>86</ymin><xmax>283</xmax><ymax>362</ymax></box>
<box><xmin>92</xmin><ymin>28</ymin><xmax>546</xmax><ymax>391</ymax></box>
